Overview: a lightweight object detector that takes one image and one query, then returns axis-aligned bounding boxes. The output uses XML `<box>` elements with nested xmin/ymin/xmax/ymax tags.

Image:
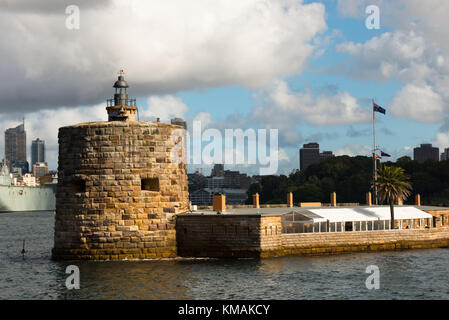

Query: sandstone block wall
<box><xmin>177</xmin><ymin>213</ymin><xmax>449</xmax><ymax>259</ymax></box>
<box><xmin>52</xmin><ymin>121</ymin><xmax>189</xmax><ymax>260</ymax></box>
<box><xmin>279</xmin><ymin>227</ymin><xmax>449</xmax><ymax>257</ymax></box>
<box><xmin>176</xmin><ymin>214</ymin><xmax>266</xmax><ymax>258</ymax></box>
<box><xmin>259</xmin><ymin>216</ymin><xmax>282</xmax><ymax>252</ymax></box>
<box><xmin>424</xmin><ymin>209</ymin><xmax>449</xmax><ymax>227</ymax></box>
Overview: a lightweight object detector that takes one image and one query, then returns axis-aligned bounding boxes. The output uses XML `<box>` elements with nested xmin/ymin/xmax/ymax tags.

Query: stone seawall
<box><xmin>177</xmin><ymin>213</ymin><xmax>449</xmax><ymax>259</ymax></box>
<box><xmin>176</xmin><ymin>215</ymin><xmax>264</xmax><ymax>258</ymax></box>
<box><xmin>273</xmin><ymin>228</ymin><xmax>449</xmax><ymax>257</ymax></box>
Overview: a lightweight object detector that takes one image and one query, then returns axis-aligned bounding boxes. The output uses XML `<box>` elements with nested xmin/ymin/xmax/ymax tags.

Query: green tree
<box><xmin>242</xmin><ymin>156</ymin><xmax>449</xmax><ymax>207</ymax></box>
<box><xmin>295</xmin><ymin>183</ymin><xmax>323</xmax><ymax>202</ymax></box>
<box><xmin>376</xmin><ymin>166</ymin><xmax>412</xmax><ymax>229</ymax></box>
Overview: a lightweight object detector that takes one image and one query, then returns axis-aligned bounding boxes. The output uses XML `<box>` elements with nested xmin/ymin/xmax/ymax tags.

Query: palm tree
<box><xmin>375</xmin><ymin>166</ymin><xmax>412</xmax><ymax>229</ymax></box>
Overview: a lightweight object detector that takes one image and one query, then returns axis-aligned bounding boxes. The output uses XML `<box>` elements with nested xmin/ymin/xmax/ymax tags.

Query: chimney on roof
<box><xmin>287</xmin><ymin>192</ymin><xmax>293</xmax><ymax>208</ymax></box>
<box><xmin>330</xmin><ymin>192</ymin><xmax>337</xmax><ymax>207</ymax></box>
<box><xmin>252</xmin><ymin>193</ymin><xmax>260</xmax><ymax>208</ymax></box>
<box><xmin>213</xmin><ymin>193</ymin><xmax>226</xmax><ymax>212</ymax></box>
<box><xmin>366</xmin><ymin>192</ymin><xmax>372</xmax><ymax>206</ymax></box>
<box><xmin>415</xmin><ymin>194</ymin><xmax>421</xmax><ymax>206</ymax></box>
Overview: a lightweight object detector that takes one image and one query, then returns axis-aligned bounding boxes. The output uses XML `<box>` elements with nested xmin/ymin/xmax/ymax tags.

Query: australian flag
<box><xmin>381</xmin><ymin>151</ymin><xmax>391</xmax><ymax>157</ymax></box>
<box><xmin>373</xmin><ymin>102</ymin><xmax>386</xmax><ymax>114</ymax></box>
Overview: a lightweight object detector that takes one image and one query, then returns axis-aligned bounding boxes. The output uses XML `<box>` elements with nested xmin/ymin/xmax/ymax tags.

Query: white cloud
<box><xmin>0</xmin><ymin>0</ymin><xmax>327</xmax><ymax>112</ymax></box>
<box><xmin>433</xmin><ymin>132</ymin><xmax>449</xmax><ymax>150</ymax></box>
<box><xmin>193</xmin><ymin>112</ymin><xmax>213</xmax><ymax>128</ymax></box>
<box><xmin>143</xmin><ymin>95</ymin><xmax>189</xmax><ymax>121</ymax></box>
<box><xmin>336</xmin><ymin>31</ymin><xmax>429</xmax><ymax>82</ymax></box>
<box><xmin>334</xmin><ymin>144</ymin><xmax>372</xmax><ymax>157</ymax></box>
<box><xmin>390</xmin><ymin>84</ymin><xmax>445</xmax><ymax>123</ymax></box>
<box><xmin>245</xmin><ymin>80</ymin><xmax>370</xmax><ymax>148</ymax></box>
<box><xmin>278</xmin><ymin>148</ymin><xmax>290</xmax><ymax>162</ymax></box>
<box><xmin>260</xmin><ymin>80</ymin><xmax>370</xmax><ymax>126</ymax></box>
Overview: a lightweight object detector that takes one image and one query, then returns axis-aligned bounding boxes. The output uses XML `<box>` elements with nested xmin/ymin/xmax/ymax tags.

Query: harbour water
<box><xmin>1</xmin><ymin>211</ymin><xmax>449</xmax><ymax>300</ymax></box>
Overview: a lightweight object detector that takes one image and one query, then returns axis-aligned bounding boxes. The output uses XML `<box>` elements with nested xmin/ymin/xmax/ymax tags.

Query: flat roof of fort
<box><xmin>184</xmin><ymin>205</ymin><xmax>449</xmax><ymax>217</ymax></box>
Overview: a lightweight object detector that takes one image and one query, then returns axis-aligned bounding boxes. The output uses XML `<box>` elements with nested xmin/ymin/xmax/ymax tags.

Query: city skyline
<box><xmin>2</xmin><ymin>117</ymin><xmax>447</xmax><ymax>175</ymax></box>
<box><xmin>2</xmin><ymin>122</ymin><xmax>49</xmax><ymax>174</ymax></box>
<box><xmin>1</xmin><ymin>1</ymin><xmax>449</xmax><ymax>175</ymax></box>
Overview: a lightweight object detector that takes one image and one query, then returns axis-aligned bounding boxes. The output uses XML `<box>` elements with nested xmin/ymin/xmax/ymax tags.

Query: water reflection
<box><xmin>2</xmin><ymin>211</ymin><xmax>449</xmax><ymax>299</ymax></box>
<box><xmin>258</xmin><ymin>257</ymin><xmax>285</xmax><ymax>274</ymax></box>
<box><xmin>46</xmin><ymin>260</ymin><xmax>197</xmax><ymax>300</ymax></box>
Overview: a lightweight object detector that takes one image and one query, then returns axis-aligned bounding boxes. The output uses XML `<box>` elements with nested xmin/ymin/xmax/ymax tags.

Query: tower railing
<box><xmin>107</xmin><ymin>99</ymin><xmax>137</xmax><ymax>107</ymax></box>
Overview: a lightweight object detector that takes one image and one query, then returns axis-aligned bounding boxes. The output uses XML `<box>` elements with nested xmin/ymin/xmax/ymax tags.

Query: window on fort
<box><xmin>345</xmin><ymin>222</ymin><xmax>353</xmax><ymax>232</ymax></box>
<box><xmin>69</xmin><ymin>179</ymin><xmax>86</xmax><ymax>193</ymax></box>
<box><xmin>141</xmin><ymin>178</ymin><xmax>160</xmax><ymax>192</ymax></box>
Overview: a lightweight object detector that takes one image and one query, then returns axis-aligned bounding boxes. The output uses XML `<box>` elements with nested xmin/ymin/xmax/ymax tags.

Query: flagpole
<box><xmin>373</xmin><ymin>99</ymin><xmax>378</xmax><ymax>205</ymax></box>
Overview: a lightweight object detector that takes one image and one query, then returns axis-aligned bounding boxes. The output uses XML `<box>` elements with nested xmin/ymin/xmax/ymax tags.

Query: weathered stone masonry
<box><xmin>52</xmin><ymin>121</ymin><xmax>189</xmax><ymax>260</ymax></box>
<box><xmin>176</xmin><ymin>214</ymin><xmax>283</xmax><ymax>258</ymax></box>
<box><xmin>177</xmin><ymin>211</ymin><xmax>449</xmax><ymax>259</ymax></box>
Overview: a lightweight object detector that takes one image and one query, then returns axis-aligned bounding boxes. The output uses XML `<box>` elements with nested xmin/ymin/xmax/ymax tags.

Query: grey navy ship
<box><xmin>0</xmin><ymin>161</ymin><xmax>56</xmax><ymax>212</ymax></box>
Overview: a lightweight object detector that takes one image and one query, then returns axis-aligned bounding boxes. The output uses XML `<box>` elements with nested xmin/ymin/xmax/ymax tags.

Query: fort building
<box><xmin>52</xmin><ymin>71</ymin><xmax>189</xmax><ymax>260</ymax></box>
<box><xmin>177</xmin><ymin>195</ymin><xmax>449</xmax><ymax>259</ymax></box>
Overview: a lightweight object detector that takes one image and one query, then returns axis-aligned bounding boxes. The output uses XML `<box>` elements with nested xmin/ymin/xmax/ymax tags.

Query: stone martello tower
<box><xmin>52</xmin><ymin>71</ymin><xmax>189</xmax><ymax>260</ymax></box>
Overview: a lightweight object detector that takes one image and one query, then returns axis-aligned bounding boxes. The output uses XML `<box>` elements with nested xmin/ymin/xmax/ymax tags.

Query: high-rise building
<box><xmin>413</xmin><ymin>144</ymin><xmax>439</xmax><ymax>163</ymax></box>
<box><xmin>171</xmin><ymin>117</ymin><xmax>187</xmax><ymax>130</ymax></box>
<box><xmin>223</xmin><ymin>170</ymin><xmax>251</xmax><ymax>189</ymax></box>
<box><xmin>31</xmin><ymin>138</ymin><xmax>45</xmax><ymax>167</ymax></box>
<box><xmin>299</xmin><ymin>143</ymin><xmax>334</xmax><ymax>170</ymax></box>
<box><xmin>211</xmin><ymin>164</ymin><xmax>224</xmax><ymax>177</ymax></box>
<box><xmin>5</xmin><ymin>121</ymin><xmax>27</xmax><ymax>171</ymax></box>
<box><xmin>11</xmin><ymin>161</ymin><xmax>29</xmax><ymax>175</ymax></box>
<box><xmin>206</xmin><ymin>176</ymin><xmax>225</xmax><ymax>189</ymax></box>
<box><xmin>320</xmin><ymin>151</ymin><xmax>334</xmax><ymax>162</ymax></box>
<box><xmin>441</xmin><ymin>148</ymin><xmax>449</xmax><ymax>161</ymax></box>
<box><xmin>300</xmin><ymin>143</ymin><xmax>320</xmax><ymax>170</ymax></box>
<box><xmin>33</xmin><ymin>162</ymin><xmax>49</xmax><ymax>178</ymax></box>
